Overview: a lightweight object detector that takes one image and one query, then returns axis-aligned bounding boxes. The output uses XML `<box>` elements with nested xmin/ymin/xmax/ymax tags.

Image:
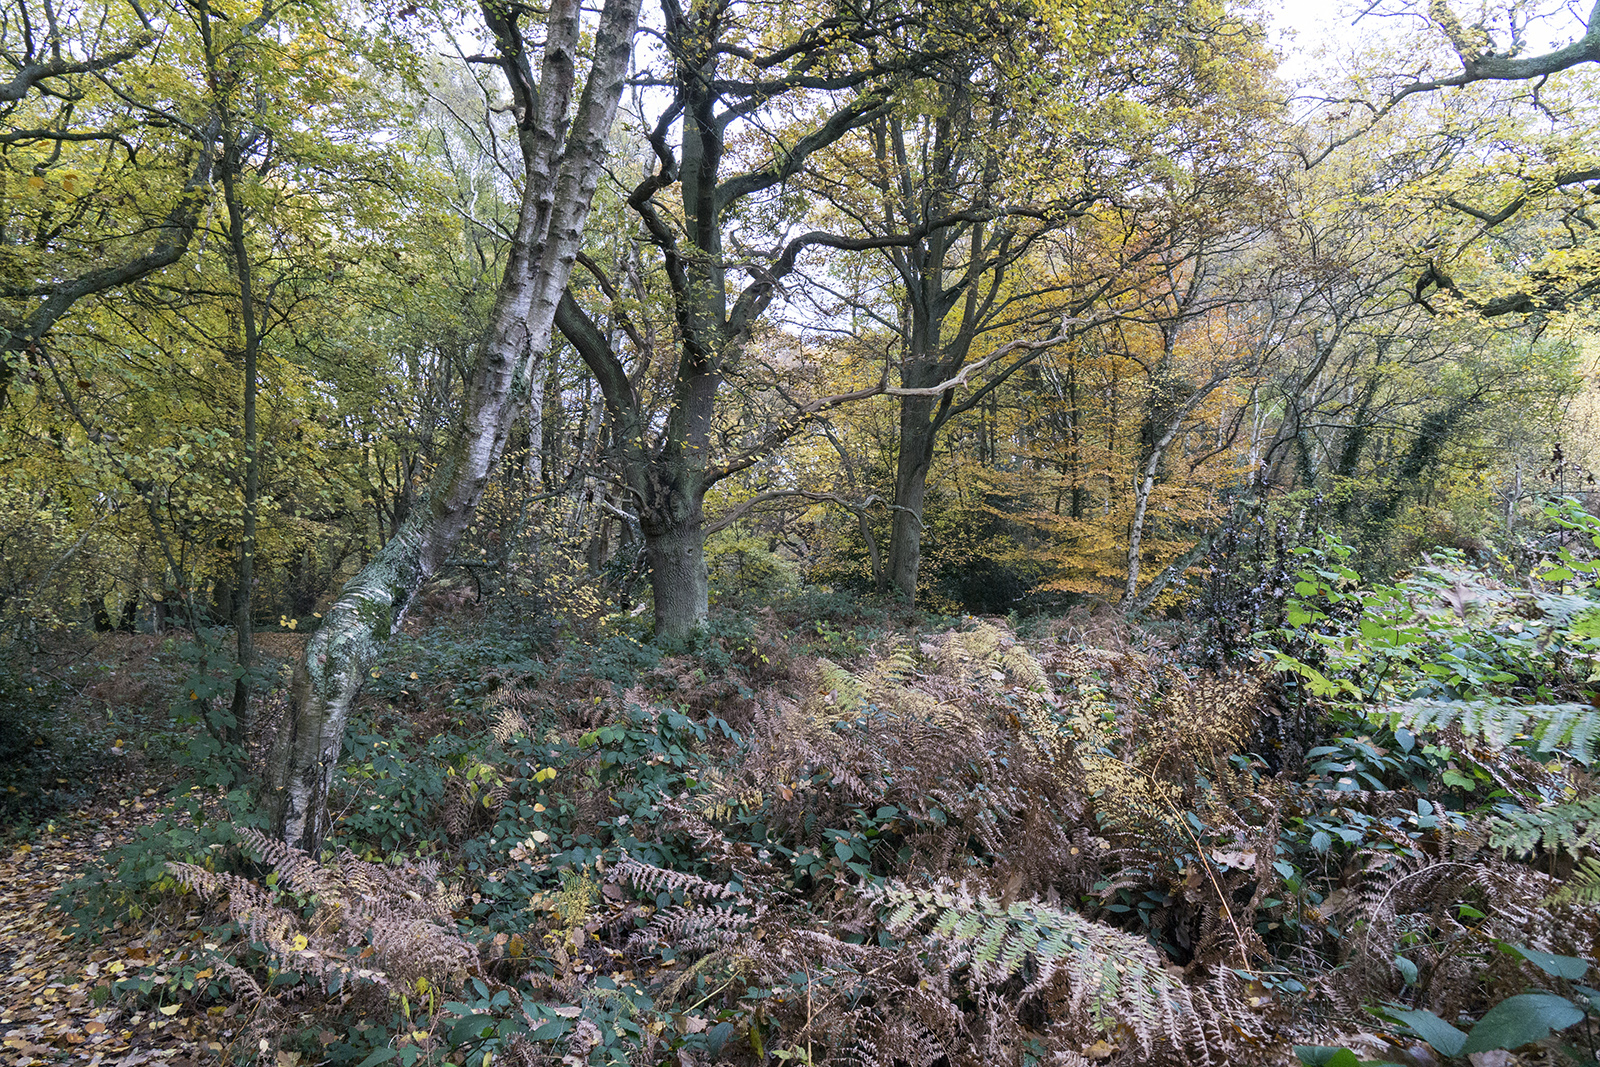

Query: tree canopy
<box><xmin>3</xmin><ymin>0</ymin><xmax>1600</xmax><ymax>854</ymax></box>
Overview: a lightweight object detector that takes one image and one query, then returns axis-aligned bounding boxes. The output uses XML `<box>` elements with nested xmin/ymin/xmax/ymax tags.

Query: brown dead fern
<box><xmin>168</xmin><ymin>826</ymin><xmax>478</xmax><ymax>996</ymax></box>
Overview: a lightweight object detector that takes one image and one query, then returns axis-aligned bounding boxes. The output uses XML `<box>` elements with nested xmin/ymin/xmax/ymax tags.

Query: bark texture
<box><xmin>886</xmin><ymin>392</ymin><xmax>942</xmax><ymax>599</ymax></box>
<box><xmin>260</xmin><ymin>0</ymin><xmax>641</xmax><ymax>852</ymax></box>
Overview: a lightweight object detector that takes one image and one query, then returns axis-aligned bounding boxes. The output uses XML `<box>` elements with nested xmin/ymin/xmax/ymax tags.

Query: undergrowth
<box><xmin>44</xmin><ymin>516</ymin><xmax>1600</xmax><ymax>1066</ymax></box>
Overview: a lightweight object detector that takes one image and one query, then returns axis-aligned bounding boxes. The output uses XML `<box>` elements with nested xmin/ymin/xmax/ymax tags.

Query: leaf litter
<box><xmin>2</xmin><ymin>786</ymin><xmax>237</xmax><ymax>1066</ymax></box>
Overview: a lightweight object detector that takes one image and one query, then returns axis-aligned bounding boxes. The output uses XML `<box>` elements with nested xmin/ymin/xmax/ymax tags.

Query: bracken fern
<box><xmin>1377</xmin><ymin>697</ymin><xmax>1600</xmax><ymax>761</ymax></box>
<box><xmin>1485</xmin><ymin>793</ymin><xmax>1600</xmax><ymax>855</ymax></box>
<box><xmin>168</xmin><ymin>826</ymin><xmax>478</xmax><ymax>996</ymax></box>
<box><xmin>866</xmin><ymin>879</ymin><xmax>1193</xmax><ymax>1054</ymax></box>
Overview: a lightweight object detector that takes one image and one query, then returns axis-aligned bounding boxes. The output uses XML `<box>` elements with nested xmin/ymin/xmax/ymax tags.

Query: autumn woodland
<box><xmin>5</xmin><ymin>0</ymin><xmax>1600</xmax><ymax>1064</ymax></box>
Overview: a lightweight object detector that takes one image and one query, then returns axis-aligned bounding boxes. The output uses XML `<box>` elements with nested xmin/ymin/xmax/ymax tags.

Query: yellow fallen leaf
<box><xmin>159</xmin><ymin>1004</ymin><xmax>181</xmax><ymax>1016</ymax></box>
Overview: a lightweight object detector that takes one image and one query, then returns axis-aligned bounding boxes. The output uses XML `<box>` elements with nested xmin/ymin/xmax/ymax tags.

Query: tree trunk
<box><xmin>886</xmin><ymin>394</ymin><xmax>939</xmax><ymax>600</ymax></box>
<box><xmin>645</xmin><ymin>513</ymin><xmax>709</xmax><ymax>642</ymax></box>
<box><xmin>221</xmin><ymin>124</ymin><xmax>261</xmax><ymax>757</ymax></box>
<box><xmin>258</xmin><ymin>0</ymin><xmax>640</xmax><ymax>852</ymax></box>
<box><xmin>1122</xmin><ymin>382</ymin><xmax>1218</xmax><ymax>610</ymax></box>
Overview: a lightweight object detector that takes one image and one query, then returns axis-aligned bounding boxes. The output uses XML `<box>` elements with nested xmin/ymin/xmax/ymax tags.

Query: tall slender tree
<box><xmin>259</xmin><ymin>0</ymin><xmax>642</xmax><ymax>851</ymax></box>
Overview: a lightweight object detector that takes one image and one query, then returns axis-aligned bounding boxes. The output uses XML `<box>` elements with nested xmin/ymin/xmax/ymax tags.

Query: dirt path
<box><xmin>1</xmin><ymin>791</ymin><xmax>239</xmax><ymax>1067</ymax></box>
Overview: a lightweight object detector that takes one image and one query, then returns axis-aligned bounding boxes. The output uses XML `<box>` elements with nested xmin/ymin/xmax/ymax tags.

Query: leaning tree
<box><xmin>258</xmin><ymin>0</ymin><xmax>642</xmax><ymax>851</ymax></box>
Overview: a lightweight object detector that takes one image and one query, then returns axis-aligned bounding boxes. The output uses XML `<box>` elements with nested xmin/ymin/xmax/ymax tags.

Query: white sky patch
<box><xmin>1264</xmin><ymin>0</ymin><xmax>1594</xmax><ymax>86</ymax></box>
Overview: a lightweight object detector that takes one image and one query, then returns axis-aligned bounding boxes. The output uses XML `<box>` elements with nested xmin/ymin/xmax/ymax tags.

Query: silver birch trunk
<box><xmin>1121</xmin><ymin>382</ymin><xmax>1221</xmax><ymax>610</ymax></box>
<box><xmin>259</xmin><ymin>0</ymin><xmax>641</xmax><ymax>852</ymax></box>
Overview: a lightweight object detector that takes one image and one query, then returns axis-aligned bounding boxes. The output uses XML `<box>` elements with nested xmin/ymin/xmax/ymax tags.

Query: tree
<box><xmin>554</xmin><ymin>0</ymin><xmax>1069</xmax><ymax>638</ymax></box>
<box><xmin>781</xmin><ymin>0</ymin><xmax>1282</xmax><ymax>605</ymax></box>
<box><xmin>1257</xmin><ymin>0</ymin><xmax>1599</xmax><ymax>565</ymax></box>
<box><xmin>0</xmin><ymin>1</ymin><xmax>217</xmax><ymax>409</ymax></box>
<box><xmin>259</xmin><ymin>0</ymin><xmax>643</xmax><ymax>851</ymax></box>
<box><xmin>1</xmin><ymin>0</ymin><xmax>446</xmax><ymax>640</ymax></box>
<box><xmin>1299</xmin><ymin>0</ymin><xmax>1600</xmax><ymax>320</ymax></box>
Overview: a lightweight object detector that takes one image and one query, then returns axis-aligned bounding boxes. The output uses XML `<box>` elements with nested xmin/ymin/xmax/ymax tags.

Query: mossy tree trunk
<box><xmin>258</xmin><ymin>0</ymin><xmax>641</xmax><ymax>852</ymax></box>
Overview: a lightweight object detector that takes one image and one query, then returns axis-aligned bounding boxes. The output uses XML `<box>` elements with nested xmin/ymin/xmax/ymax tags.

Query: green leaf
<box><xmin>1294</xmin><ymin>1046</ymin><xmax>1361</xmax><ymax>1067</ymax></box>
<box><xmin>707</xmin><ymin>1021</ymin><xmax>736</xmax><ymax>1054</ymax></box>
<box><xmin>1393</xmin><ymin>956</ymin><xmax>1418</xmax><ymax>985</ymax></box>
<box><xmin>1512</xmin><ymin>945</ymin><xmax>1590</xmax><ymax>981</ymax></box>
<box><xmin>1459</xmin><ymin>993</ymin><xmax>1585</xmax><ymax>1054</ymax></box>
<box><xmin>448</xmin><ymin>1014</ymin><xmax>498</xmax><ymax>1044</ymax></box>
<box><xmin>356</xmin><ymin>1050</ymin><xmax>398</xmax><ymax>1067</ymax></box>
<box><xmin>1359</xmin><ymin>618</ymin><xmax>1393</xmax><ymax>643</ymax></box>
<box><xmin>529</xmin><ymin>1020</ymin><xmax>567</xmax><ymax>1040</ymax></box>
<box><xmin>1389</xmin><ymin>1007</ymin><xmax>1466</xmax><ymax>1057</ymax></box>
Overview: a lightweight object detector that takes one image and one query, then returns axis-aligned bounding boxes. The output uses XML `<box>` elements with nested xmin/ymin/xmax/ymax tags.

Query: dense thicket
<box><xmin>6</xmin><ymin>0</ymin><xmax>1600</xmax><ymax>1064</ymax></box>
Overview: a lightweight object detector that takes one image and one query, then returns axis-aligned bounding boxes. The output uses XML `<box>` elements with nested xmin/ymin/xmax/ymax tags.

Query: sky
<box><xmin>1263</xmin><ymin>0</ymin><xmax>1594</xmax><ymax>83</ymax></box>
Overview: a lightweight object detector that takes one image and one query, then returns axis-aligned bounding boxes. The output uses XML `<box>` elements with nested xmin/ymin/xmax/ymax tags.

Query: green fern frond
<box><xmin>865</xmin><ymin>880</ymin><xmax>1190</xmax><ymax>1054</ymax></box>
<box><xmin>876</xmin><ymin>643</ymin><xmax>917</xmax><ymax>687</ymax></box>
<box><xmin>1375</xmin><ymin>698</ymin><xmax>1600</xmax><ymax>760</ymax></box>
<box><xmin>1485</xmin><ymin>794</ymin><xmax>1600</xmax><ymax>855</ymax></box>
<box><xmin>1552</xmin><ymin>856</ymin><xmax>1600</xmax><ymax>905</ymax></box>
<box><xmin>816</xmin><ymin>658</ymin><xmax>868</xmax><ymax>715</ymax></box>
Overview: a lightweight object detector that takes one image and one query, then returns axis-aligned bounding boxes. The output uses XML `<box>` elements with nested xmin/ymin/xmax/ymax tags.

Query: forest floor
<box><xmin>3</xmin><ymin>599</ymin><xmax>1593</xmax><ymax>1067</ymax></box>
<box><xmin>0</xmin><ymin>773</ymin><xmax>245</xmax><ymax>1067</ymax></box>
